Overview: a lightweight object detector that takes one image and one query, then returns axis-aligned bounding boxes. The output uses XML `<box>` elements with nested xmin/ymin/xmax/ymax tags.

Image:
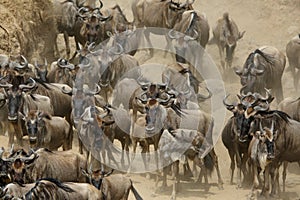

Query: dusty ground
<box><xmin>0</xmin><ymin>0</ymin><xmax>300</xmax><ymax>199</ymax></box>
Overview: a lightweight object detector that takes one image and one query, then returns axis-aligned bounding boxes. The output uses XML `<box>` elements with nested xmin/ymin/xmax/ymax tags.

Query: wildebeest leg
<box><xmin>63</xmin><ymin>31</ymin><xmax>70</xmax><ymax>59</ymax></box>
<box><xmin>125</xmin><ymin>137</ymin><xmax>131</xmax><ymax>167</ymax></box>
<box><xmin>218</xmin><ymin>43</ymin><xmax>225</xmax><ymax>72</ymax></box>
<box><xmin>12</xmin><ymin>121</ymin><xmax>23</xmax><ymax>147</ymax></box>
<box><xmin>141</xmin><ymin>140</ymin><xmax>150</xmax><ymax>179</ymax></box>
<box><xmin>127</xmin><ymin>138</ymin><xmax>138</xmax><ymax>174</ymax></box>
<box><xmin>250</xmin><ymin>163</ymin><xmax>259</xmax><ymax>200</ymax></box>
<box><xmin>171</xmin><ymin>161</ymin><xmax>179</xmax><ymax>200</ymax></box>
<box><xmin>228</xmin><ymin>149</ymin><xmax>236</xmax><ymax>185</ymax></box>
<box><xmin>282</xmin><ymin>161</ymin><xmax>288</xmax><ymax>193</ymax></box>
<box><xmin>212</xmin><ymin>151</ymin><xmax>224</xmax><ymax>189</ymax></box>
<box><xmin>235</xmin><ymin>152</ymin><xmax>243</xmax><ymax>188</ymax></box>
<box><xmin>183</xmin><ymin>160</ymin><xmax>193</xmax><ymax>178</ymax></box>
<box><xmin>241</xmin><ymin>154</ymin><xmax>249</xmax><ymax>186</ymax></box>
<box><xmin>261</xmin><ymin>165</ymin><xmax>270</xmax><ymax>199</ymax></box>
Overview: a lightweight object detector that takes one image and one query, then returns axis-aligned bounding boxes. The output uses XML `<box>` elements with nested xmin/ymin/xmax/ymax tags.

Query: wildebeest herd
<box><xmin>0</xmin><ymin>0</ymin><xmax>299</xmax><ymax>199</ymax></box>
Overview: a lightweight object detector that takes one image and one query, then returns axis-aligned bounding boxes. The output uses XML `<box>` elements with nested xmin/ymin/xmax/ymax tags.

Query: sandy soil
<box><xmin>0</xmin><ymin>0</ymin><xmax>300</xmax><ymax>199</ymax></box>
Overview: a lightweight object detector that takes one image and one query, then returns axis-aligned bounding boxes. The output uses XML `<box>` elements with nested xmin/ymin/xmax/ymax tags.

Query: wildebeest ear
<box><xmin>238</xmin><ymin>31</ymin><xmax>246</xmax><ymax>39</ymax></box>
<box><xmin>24</xmin><ymin>153</ymin><xmax>39</xmax><ymax>166</ymax></box>
<box><xmin>233</xmin><ymin>66</ymin><xmax>243</xmax><ymax>76</ymax></box>
<box><xmin>104</xmin><ymin>169</ymin><xmax>114</xmax><ymax>177</ymax></box>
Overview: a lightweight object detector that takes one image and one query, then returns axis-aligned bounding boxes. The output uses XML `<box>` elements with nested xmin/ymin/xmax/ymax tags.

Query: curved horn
<box><xmin>223</xmin><ymin>94</ymin><xmax>235</xmax><ymax>110</ymax></box>
<box><xmin>184</xmin><ymin>29</ymin><xmax>199</xmax><ymax>41</ymax></box>
<box><xmin>78</xmin><ymin>57</ymin><xmax>91</xmax><ymax>69</ymax></box>
<box><xmin>61</xmin><ymin>86</ymin><xmax>73</xmax><ymax>95</ymax></box>
<box><xmin>239</xmin><ymin>85</ymin><xmax>248</xmax><ymax>97</ymax></box>
<box><xmin>85</xmin><ymin>84</ymin><xmax>101</xmax><ymax>95</ymax></box>
<box><xmin>168</xmin><ymin>29</ymin><xmax>182</xmax><ymax>40</ymax></box>
<box><xmin>259</xmin><ymin>121</ymin><xmax>264</xmax><ymax>133</ymax></box>
<box><xmin>98</xmin><ymin>0</ymin><xmax>103</xmax><ymax>9</ymax></box>
<box><xmin>253</xmin><ymin>101</ymin><xmax>269</xmax><ymax>112</ymax></box>
<box><xmin>157</xmin><ymin>93</ymin><xmax>172</xmax><ymax>105</ymax></box>
<box><xmin>0</xmin><ymin>81</ymin><xmax>13</xmax><ymax>89</ymax></box>
<box><xmin>250</xmin><ymin>67</ymin><xmax>264</xmax><ymax>76</ymax></box>
<box><xmin>77</xmin><ymin>7</ymin><xmax>90</xmax><ymax>18</ymax></box>
<box><xmin>197</xmin><ymin>87</ymin><xmax>212</xmax><ymax>100</ymax></box>
<box><xmin>57</xmin><ymin>58</ymin><xmax>74</xmax><ymax>69</ymax></box>
<box><xmin>108</xmin><ymin>43</ymin><xmax>124</xmax><ymax>55</ymax></box>
<box><xmin>137</xmin><ymin>92</ymin><xmax>148</xmax><ymax>104</ymax></box>
<box><xmin>99</xmin><ymin>10</ymin><xmax>111</xmax><ymax>21</ymax></box>
<box><xmin>234</xmin><ymin>66</ymin><xmax>244</xmax><ymax>76</ymax></box>
<box><xmin>19</xmin><ymin>55</ymin><xmax>28</xmax><ymax>68</ymax></box>
<box><xmin>19</xmin><ymin>77</ymin><xmax>36</xmax><ymax>91</ymax></box>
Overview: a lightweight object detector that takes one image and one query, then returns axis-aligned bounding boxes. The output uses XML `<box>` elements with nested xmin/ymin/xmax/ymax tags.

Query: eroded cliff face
<box><xmin>0</xmin><ymin>0</ymin><xmax>57</xmax><ymax>62</ymax></box>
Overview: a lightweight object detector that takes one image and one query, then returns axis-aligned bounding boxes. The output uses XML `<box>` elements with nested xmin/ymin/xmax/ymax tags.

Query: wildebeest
<box><xmin>20</xmin><ymin>110</ymin><xmax>72</xmax><ymax>151</ymax></box>
<box><xmin>0</xmin><ymin>147</ymin><xmax>12</xmax><ymax>187</ymax></box>
<box><xmin>131</xmin><ymin>0</ymin><xmax>194</xmax><ymax>58</ymax></box>
<box><xmin>286</xmin><ymin>34</ymin><xmax>300</xmax><ymax>91</ymax></box>
<box><xmin>222</xmin><ymin>94</ymin><xmax>254</xmax><ymax>187</ymax></box>
<box><xmin>0</xmin><ymin>78</ymin><xmax>54</xmax><ymax>146</ymax></box>
<box><xmin>248</xmin><ymin>121</ymin><xmax>277</xmax><ymax>199</ymax></box>
<box><xmin>211</xmin><ymin>12</ymin><xmax>245</xmax><ymax>70</ymax></box>
<box><xmin>82</xmin><ymin>169</ymin><xmax>143</xmax><ymax>200</ymax></box>
<box><xmin>47</xmin><ymin>58</ymin><xmax>77</xmax><ymax>87</ymax></box>
<box><xmin>241</xmin><ymin>91</ymin><xmax>300</xmax><ymax>197</ymax></box>
<box><xmin>33</xmin><ymin>58</ymin><xmax>48</xmax><ymax>82</ymax></box>
<box><xmin>162</xmin><ymin>63</ymin><xmax>211</xmax><ymax>104</ymax></box>
<box><xmin>4</xmin><ymin>178</ymin><xmax>104</xmax><ymax>200</ymax></box>
<box><xmin>278</xmin><ymin>97</ymin><xmax>300</xmax><ymax>121</ymax></box>
<box><xmin>78</xmin><ymin>43</ymin><xmax>140</xmax><ymax>102</ymax></box>
<box><xmin>235</xmin><ymin>46</ymin><xmax>286</xmax><ymax>103</ymax></box>
<box><xmin>8</xmin><ymin>148</ymin><xmax>87</xmax><ymax>184</ymax></box>
<box><xmin>53</xmin><ymin>0</ymin><xmax>105</xmax><ymax>59</ymax></box>
<box><xmin>167</xmin><ymin>10</ymin><xmax>210</xmax><ymax>65</ymax></box>
<box><xmin>158</xmin><ymin>129</ymin><xmax>223</xmax><ymax>199</ymax></box>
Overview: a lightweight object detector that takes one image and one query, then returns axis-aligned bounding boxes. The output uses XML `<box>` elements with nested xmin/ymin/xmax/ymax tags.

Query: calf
<box><xmin>8</xmin><ymin>148</ymin><xmax>87</xmax><ymax>184</ymax></box>
<box><xmin>82</xmin><ymin>169</ymin><xmax>143</xmax><ymax>200</ymax></box>
<box><xmin>20</xmin><ymin>110</ymin><xmax>72</xmax><ymax>151</ymax></box>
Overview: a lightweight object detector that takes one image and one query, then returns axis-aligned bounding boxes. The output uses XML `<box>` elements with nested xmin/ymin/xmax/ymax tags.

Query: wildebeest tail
<box><xmin>204</xmin><ymin>153</ymin><xmax>214</xmax><ymax>177</ymax></box>
<box><xmin>130</xmin><ymin>180</ymin><xmax>143</xmax><ymax>200</ymax></box>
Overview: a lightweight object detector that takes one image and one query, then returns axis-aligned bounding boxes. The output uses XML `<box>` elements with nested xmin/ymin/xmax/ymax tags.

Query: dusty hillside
<box><xmin>0</xmin><ymin>0</ymin><xmax>299</xmax><ymax>199</ymax></box>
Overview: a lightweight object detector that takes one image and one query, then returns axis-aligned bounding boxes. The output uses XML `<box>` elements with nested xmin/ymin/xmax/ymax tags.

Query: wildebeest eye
<box><xmin>95</xmin><ymin>25</ymin><xmax>100</xmax><ymax>30</ymax></box>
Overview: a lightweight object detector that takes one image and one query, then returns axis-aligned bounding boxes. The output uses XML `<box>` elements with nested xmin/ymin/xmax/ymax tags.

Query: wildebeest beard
<box><xmin>236</xmin><ymin>114</ymin><xmax>254</xmax><ymax>142</ymax></box>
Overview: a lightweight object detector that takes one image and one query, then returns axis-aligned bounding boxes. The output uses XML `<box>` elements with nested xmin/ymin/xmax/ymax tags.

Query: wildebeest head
<box><xmin>79</xmin><ymin>7</ymin><xmax>112</xmax><ymax>45</ymax></box>
<box><xmin>0</xmin><ymin>147</ymin><xmax>13</xmax><ymax>187</ymax></box>
<box><xmin>137</xmin><ymin>84</ymin><xmax>179</xmax><ymax>134</ymax></box>
<box><xmin>238</xmin><ymin>89</ymin><xmax>274</xmax><ymax>118</ymax></box>
<box><xmin>0</xmin><ymin>78</ymin><xmax>36</xmax><ymax>121</ymax></box>
<box><xmin>34</xmin><ymin>58</ymin><xmax>48</xmax><ymax>82</ymax></box>
<box><xmin>234</xmin><ymin>49</ymin><xmax>274</xmax><ymax>93</ymax></box>
<box><xmin>20</xmin><ymin>110</ymin><xmax>52</xmax><ymax>148</ymax></box>
<box><xmin>9</xmin><ymin>151</ymin><xmax>39</xmax><ymax>184</ymax></box>
<box><xmin>55</xmin><ymin>58</ymin><xmax>76</xmax><ymax>87</ymax></box>
<box><xmin>164</xmin><ymin>0</ymin><xmax>195</xmax><ymax>28</ymax></box>
<box><xmin>82</xmin><ymin>168</ymin><xmax>114</xmax><ymax>189</ymax></box>
<box><xmin>67</xmin><ymin>84</ymin><xmax>100</xmax><ymax>125</ymax></box>
<box><xmin>223</xmin><ymin>94</ymin><xmax>253</xmax><ymax>142</ymax></box>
